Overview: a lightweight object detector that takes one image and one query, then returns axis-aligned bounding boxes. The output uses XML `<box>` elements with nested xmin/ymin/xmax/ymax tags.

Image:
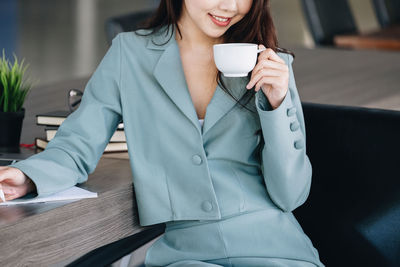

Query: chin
<box><xmin>204</xmin><ymin>18</ymin><xmax>241</xmax><ymax>40</ymax></box>
<box><xmin>207</xmin><ymin>32</ymin><xmax>225</xmax><ymax>39</ymax></box>
<box><xmin>204</xmin><ymin>26</ymin><xmax>229</xmax><ymax>39</ymax></box>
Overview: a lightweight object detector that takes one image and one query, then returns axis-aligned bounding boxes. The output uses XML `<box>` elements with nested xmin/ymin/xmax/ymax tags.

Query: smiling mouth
<box><xmin>208</xmin><ymin>13</ymin><xmax>232</xmax><ymax>26</ymax></box>
<box><xmin>210</xmin><ymin>14</ymin><xmax>231</xmax><ymax>22</ymax></box>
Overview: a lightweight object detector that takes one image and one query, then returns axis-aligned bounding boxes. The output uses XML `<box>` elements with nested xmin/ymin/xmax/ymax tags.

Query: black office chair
<box><xmin>300</xmin><ymin>0</ymin><xmax>358</xmax><ymax>45</ymax></box>
<box><xmin>372</xmin><ymin>0</ymin><xmax>400</xmax><ymax>28</ymax></box>
<box><xmin>296</xmin><ymin>103</ymin><xmax>400</xmax><ymax>267</ymax></box>
<box><xmin>105</xmin><ymin>9</ymin><xmax>156</xmax><ymax>45</ymax></box>
<box><xmin>68</xmin><ymin>103</ymin><xmax>400</xmax><ymax>267</ymax></box>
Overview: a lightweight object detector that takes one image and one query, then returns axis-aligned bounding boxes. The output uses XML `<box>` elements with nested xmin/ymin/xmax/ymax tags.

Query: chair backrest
<box><xmin>105</xmin><ymin>9</ymin><xmax>155</xmax><ymax>45</ymax></box>
<box><xmin>300</xmin><ymin>0</ymin><xmax>358</xmax><ymax>45</ymax></box>
<box><xmin>295</xmin><ymin>102</ymin><xmax>400</xmax><ymax>267</ymax></box>
<box><xmin>372</xmin><ymin>0</ymin><xmax>400</xmax><ymax>27</ymax></box>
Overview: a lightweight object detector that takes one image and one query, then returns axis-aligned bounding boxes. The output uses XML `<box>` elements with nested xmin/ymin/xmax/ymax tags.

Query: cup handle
<box><xmin>257</xmin><ymin>47</ymin><xmax>267</xmax><ymax>53</ymax></box>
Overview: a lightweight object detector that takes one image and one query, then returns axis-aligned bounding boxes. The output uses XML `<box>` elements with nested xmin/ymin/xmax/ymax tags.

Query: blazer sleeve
<box><xmin>254</xmin><ymin>53</ymin><xmax>312</xmax><ymax>212</ymax></box>
<box><xmin>9</xmin><ymin>35</ymin><xmax>123</xmax><ymax>197</ymax></box>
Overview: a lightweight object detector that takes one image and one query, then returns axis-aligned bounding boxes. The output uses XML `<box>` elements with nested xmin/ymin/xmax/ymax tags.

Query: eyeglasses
<box><xmin>68</xmin><ymin>88</ymin><xmax>83</xmax><ymax>113</ymax></box>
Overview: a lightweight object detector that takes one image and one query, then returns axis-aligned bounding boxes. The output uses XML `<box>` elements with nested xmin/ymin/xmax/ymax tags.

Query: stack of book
<box><xmin>35</xmin><ymin>110</ymin><xmax>128</xmax><ymax>153</ymax></box>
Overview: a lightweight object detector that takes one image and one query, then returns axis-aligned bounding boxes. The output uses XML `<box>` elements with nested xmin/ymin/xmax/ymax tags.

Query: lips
<box><xmin>208</xmin><ymin>13</ymin><xmax>232</xmax><ymax>27</ymax></box>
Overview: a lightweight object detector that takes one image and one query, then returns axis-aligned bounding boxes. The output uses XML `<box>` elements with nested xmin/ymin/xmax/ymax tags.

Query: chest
<box><xmin>180</xmin><ymin>50</ymin><xmax>218</xmax><ymax>120</ymax></box>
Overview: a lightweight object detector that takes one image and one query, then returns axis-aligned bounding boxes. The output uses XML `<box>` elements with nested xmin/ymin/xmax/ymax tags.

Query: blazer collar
<box><xmin>146</xmin><ymin>25</ymin><xmax>174</xmax><ymax>50</ymax></box>
<box><xmin>148</xmin><ymin>24</ymin><xmax>247</xmax><ymax>136</ymax></box>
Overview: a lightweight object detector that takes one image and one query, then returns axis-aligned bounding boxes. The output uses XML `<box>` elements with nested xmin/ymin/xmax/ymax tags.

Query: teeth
<box><xmin>212</xmin><ymin>15</ymin><xmax>228</xmax><ymax>22</ymax></box>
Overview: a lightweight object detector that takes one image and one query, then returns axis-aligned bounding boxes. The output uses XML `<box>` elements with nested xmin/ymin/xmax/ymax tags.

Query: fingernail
<box><xmin>246</xmin><ymin>83</ymin><xmax>251</xmax><ymax>89</ymax></box>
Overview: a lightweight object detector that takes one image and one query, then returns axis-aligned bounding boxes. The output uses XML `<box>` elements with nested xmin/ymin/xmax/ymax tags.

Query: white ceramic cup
<box><xmin>213</xmin><ymin>43</ymin><xmax>266</xmax><ymax>77</ymax></box>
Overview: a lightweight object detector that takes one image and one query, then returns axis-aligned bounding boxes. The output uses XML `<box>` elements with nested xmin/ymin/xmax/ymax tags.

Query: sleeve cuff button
<box><xmin>290</xmin><ymin>121</ymin><xmax>300</xmax><ymax>131</ymax></box>
<box><xmin>287</xmin><ymin>107</ymin><xmax>296</xmax><ymax>117</ymax></box>
<box><xmin>294</xmin><ymin>140</ymin><xmax>304</xmax><ymax>149</ymax></box>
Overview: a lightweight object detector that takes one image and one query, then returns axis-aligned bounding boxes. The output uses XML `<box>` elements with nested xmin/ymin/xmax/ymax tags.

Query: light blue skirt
<box><xmin>144</xmin><ymin>208</ymin><xmax>325</xmax><ymax>267</ymax></box>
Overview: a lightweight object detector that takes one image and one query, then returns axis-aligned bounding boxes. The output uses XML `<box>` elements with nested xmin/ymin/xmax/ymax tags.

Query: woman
<box><xmin>0</xmin><ymin>0</ymin><xmax>324</xmax><ymax>266</ymax></box>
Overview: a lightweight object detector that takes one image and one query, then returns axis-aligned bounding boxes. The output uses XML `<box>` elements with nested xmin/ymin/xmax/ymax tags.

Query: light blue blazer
<box><xmin>11</xmin><ymin>25</ymin><xmax>312</xmax><ymax>226</ymax></box>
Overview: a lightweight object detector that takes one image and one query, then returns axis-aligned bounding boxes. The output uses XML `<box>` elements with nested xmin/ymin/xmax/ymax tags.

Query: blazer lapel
<box><xmin>202</xmin><ymin>77</ymin><xmax>248</xmax><ymax>136</ymax></box>
<box><xmin>150</xmin><ymin>26</ymin><xmax>201</xmax><ymax>132</ymax></box>
<box><xmin>147</xmin><ymin>25</ymin><xmax>248</xmax><ymax>136</ymax></box>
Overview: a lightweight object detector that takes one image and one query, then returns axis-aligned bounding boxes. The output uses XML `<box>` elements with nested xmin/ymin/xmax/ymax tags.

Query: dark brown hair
<box><xmin>135</xmin><ymin>0</ymin><xmax>294</xmax><ymax>113</ymax></box>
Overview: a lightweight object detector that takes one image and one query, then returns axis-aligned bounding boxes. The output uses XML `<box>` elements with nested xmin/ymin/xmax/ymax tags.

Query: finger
<box><xmin>246</xmin><ymin>68</ymin><xmax>283</xmax><ymax>89</ymax></box>
<box><xmin>254</xmin><ymin>77</ymin><xmax>279</xmax><ymax>92</ymax></box>
<box><xmin>249</xmin><ymin>60</ymin><xmax>288</xmax><ymax>89</ymax></box>
<box><xmin>253</xmin><ymin>60</ymin><xmax>288</xmax><ymax>76</ymax></box>
<box><xmin>258</xmin><ymin>47</ymin><xmax>285</xmax><ymax>64</ymax></box>
<box><xmin>247</xmin><ymin>60</ymin><xmax>283</xmax><ymax>89</ymax></box>
<box><xmin>4</xmin><ymin>191</ymin><xmax>17</xmax><ymax>201</ymax></box>
<box><xmin>258</xmin><ymin>44</ymin><xmax>267</xmax><ymax>53</ymax></box>
<box><xmin>259</xmin><ymin>84</ymin><xmax>272</xmax><ymax>93</ymax></box>
<box><xmin>2</xmin><ymin>185</ymin><xmax>16</xmax><ymax>195</ymax></box>
<box><xmin>1</xmin><ymin>184</ymin><xmax>21</xmax><ymax>201</ymax></box>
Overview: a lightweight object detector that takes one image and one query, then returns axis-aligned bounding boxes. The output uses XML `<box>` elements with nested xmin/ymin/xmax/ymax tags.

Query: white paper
<box><xmin>0</xmin><ymin>186</ymin><xmax>98</xmax><ymax>206</ymax></box>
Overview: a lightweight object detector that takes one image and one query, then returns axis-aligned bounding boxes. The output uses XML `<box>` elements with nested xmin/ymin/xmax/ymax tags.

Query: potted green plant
<box><xmin>0</xmin><ymin>50</ymin><xmax>32</xmax><ymax>152</ymax></box>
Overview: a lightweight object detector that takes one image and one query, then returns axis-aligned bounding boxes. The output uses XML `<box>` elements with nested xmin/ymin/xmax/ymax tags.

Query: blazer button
<box><xmin>192</xmin><ymin>155</ymin><xmax>203</xmax><ymax>165</ymax></box>
<box><xmin>287</xmin><ymin>107</ymin><xmax>296</xmax><ymax>117</ymax></box>
<box><xmin>201</xmin><ymin>201</ymin><xmax>213</xmax><ymax>212</ymax></box>
<box><xmin>294</xmin><ymin>140</ymin><xmax>304</xmax><ymax>149</ymax></box>
<box><xmin>290</xmin><ymin>121</ymin><xmax>300</xmax><ymax>132</ymax></box>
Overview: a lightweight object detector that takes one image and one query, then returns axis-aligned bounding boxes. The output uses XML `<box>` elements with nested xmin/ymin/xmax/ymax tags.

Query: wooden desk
<box><xmin>0</xmin><ymin>158</ymin><xmax>144</xmax><ymax>266</ymax></box>
<box><xmin>1</xmin><ymin>46</ymin><xmax>399</xmax><ymax>266</ymax></box>
<box><xmin>0</xmin><ymin>78</ymin><xmax>146</xmax><ymax>266</ymax></box>
<box><xmin>334</xmin><ymin>25</ymin><xmax>400</xmax><ymax>51</ymax></box>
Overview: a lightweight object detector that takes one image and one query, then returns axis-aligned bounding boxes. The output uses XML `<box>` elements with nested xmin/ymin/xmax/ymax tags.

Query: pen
<box><xmin>0</xmin><ymin>187</ymin><xmax>5</xmax><ymax>202</ymax></box>
<box><xmin>0</xmin><ymin>160</ymin><xmax>16</xmax><ymax>202</ymax></box>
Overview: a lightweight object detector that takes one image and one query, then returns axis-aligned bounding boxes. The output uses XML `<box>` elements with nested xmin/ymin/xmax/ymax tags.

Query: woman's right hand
<box><xmin>0</xmin><ymin>167</ymin><xmax>36</xmax><ymax>202</ymax></box>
